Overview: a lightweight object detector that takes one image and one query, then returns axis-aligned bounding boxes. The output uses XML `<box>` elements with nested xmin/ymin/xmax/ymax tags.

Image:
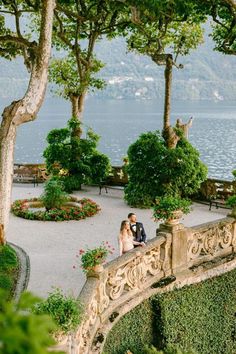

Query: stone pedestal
<box><xmin>158</xmin><ymin>223</ymin><xmax>190</xmax><ymax>274</ymax></box>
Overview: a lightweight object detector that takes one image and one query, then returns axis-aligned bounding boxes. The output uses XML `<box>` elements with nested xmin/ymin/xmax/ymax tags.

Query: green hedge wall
<box><xmin>103</xmin><ymin>268</ymin><xmax>236</xmax><ymax>354</ymax></box>
<box><xmin>0</xmin><ymin>244</ymin><xmax>19</xmax><ymax>298</ymax></box>
<box><xmin>153</xmin><ymin>268</ymin><xmax>236</xmax><ymax>354</ymax></box>
<box><xmin>103</xmin><ymin>299</ymin><xmax>157</xmax><ymax>354</ymax></box>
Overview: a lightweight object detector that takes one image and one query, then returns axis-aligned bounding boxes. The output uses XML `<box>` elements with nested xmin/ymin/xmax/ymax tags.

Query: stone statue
<box><xmin>176</xmin><ymin>117</ymin><xmax>193</xmax><ymax>139</ymax></box>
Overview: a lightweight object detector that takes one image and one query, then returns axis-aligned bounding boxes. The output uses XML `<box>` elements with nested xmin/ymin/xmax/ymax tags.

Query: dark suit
<box><xmin>130</xmin><ymin>222</ymin><xmax>147</xmax><ymax>243</ymax></box>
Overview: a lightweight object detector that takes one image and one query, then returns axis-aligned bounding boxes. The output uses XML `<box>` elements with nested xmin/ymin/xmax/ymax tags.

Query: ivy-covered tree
<box><xmin>124</xmin><ymin>131</ymin><xmax>207</xmax><ymax>208</ymax></box>
<box><xmin>126</xmin><ymin>1</ymin><xmax>205</xmax><ymax>148</ymax></box>
<box><xmin>50</xmin><ymin>0</ymin><xmax>131</xmax><ymax>135</ymax></box>
<box><xmin>43</xmin><ymin>117</ymin><xmax>111</xmax><ymax>192</ymax></box>
<box><xmin>0</xmin><ymin>0</ymin><xmax>55</xmax><ymax>244</ymax></box>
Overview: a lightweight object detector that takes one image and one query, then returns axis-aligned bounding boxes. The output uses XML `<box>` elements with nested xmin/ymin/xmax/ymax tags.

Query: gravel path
<box><xmin>7</xmin><ymin>183</ymin><xmax>228</xmax><ymax>298</ymax></box>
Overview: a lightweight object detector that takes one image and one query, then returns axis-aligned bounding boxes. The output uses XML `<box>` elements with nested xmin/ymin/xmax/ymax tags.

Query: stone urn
<box><xmin>165</xmin><ymin>210</ymin><xmax>183</xmax><ymax>226</ymax></box>
<box><xmin>86</xmin><ymin>264</ymin><xmax>104</xmax><ymax>277</ymax></box>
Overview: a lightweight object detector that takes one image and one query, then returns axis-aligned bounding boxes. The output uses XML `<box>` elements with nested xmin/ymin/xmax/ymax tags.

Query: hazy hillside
<box><xmin>1</xmin><ymin>30</ymin><xmax>236</xmax><ymax>101</ymax></box>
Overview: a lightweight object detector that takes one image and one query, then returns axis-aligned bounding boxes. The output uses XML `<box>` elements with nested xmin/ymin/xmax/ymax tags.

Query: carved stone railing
<box><xmin>54</xmin><ymin>217</ymin><xmax>236</xmax><ymax>354</ymax></box>
<box><xmin>187</xmin><ymin>217</ymin><xmax>236</xmax><ymax>268</ymax></box>
<box><xmin>57</xmin><ymin>234</ymin><xmax>172</xmax><ymax>354</ymax></box>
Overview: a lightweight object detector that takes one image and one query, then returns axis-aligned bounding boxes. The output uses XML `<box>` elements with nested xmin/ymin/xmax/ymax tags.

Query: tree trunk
<box><xmin>70</xmin><ymin>91</ymin><xmax>87</xmax><ymax>137</ymax></box>
<box><xmin>0</xmin><ymin>0</ymin><xmax>55</xmax><ymax>244</ymax></box>
<box><xmin>162</xmin><ymin>54</ymin><xmax>179</xmax><ymax>149</ymax></box>
<box><xmin>163</xmin><ymin>54</ymin><xmax>172</xmax><ymax>132</ymax></box>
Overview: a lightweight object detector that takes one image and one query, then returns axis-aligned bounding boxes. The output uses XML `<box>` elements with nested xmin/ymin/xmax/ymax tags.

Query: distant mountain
<box><xmin>1</xmin><ymin>30</ymin><xmax>236</xmax><ymax>101</ymax></box>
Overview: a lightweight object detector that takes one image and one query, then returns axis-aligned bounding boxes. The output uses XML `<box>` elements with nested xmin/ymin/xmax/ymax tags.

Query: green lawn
<box><xmin>0</xmin><ymin>244</ymin><xmax>19</xmax><ymax>298</ymax></box>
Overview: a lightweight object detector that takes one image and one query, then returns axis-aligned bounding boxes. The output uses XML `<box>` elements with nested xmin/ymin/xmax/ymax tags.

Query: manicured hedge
<box><xmin>103</xmin><ymin>299</ymin><xmax>156</xmax><ymax>354</ymax></box>
<box><xmin>153</xmin><ymin>269</ymin><xmax>236</xmax><ymax>354</ymax></box>
<box><xmin>0</xmin><ymin>245</ymin><xmax>19</xmax><ymax>298</ymax></box>
<box><xmin>103</xmin><ymin>268</ymin><xmax>236</xmax><ymax>354</ymax></box>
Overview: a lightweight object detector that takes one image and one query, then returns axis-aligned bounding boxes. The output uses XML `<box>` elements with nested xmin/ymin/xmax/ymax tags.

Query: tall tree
<box><xmin>0</xmin><ymin>0</ymin><xmax>55</xmax><ymax>244</ymax></box>
<box><xmin>51</xmin><ymin>0</ymin><xmax>130</xmax><ymax>135</ymax></box>
<box><xmin>49</xmin><ymin>54</ymin><xmax>105</xmax><ymax>135</ymax></box>
<box><xmin>126</xmin><ymin>1</ymin><xmax>205</xmax><ymax>148</ymax></box>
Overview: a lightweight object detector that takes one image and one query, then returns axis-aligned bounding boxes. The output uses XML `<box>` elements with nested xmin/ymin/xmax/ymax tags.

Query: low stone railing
<box><xmin>55</xmin><ymin>216</ymin><xmax>236</xmax><ymax>354</ymax></box>
<box><xmin>199</xmin><ymin>178</ymin><xmax>236</xmax><ymax>200</ymax></box>
<box><xmin>187</xmin><ymin>217</ymin><xmax>236</xmax><ymax>268</ymax></box>
<box><xmin>12</xmin><ymin>164</ymin><xmax>236</xmax><ymax>199</ymax></box>
<box><xmin>13</xmin><ymin>163</ymin><xmax>128</xmax><ymax>185</ymax></box>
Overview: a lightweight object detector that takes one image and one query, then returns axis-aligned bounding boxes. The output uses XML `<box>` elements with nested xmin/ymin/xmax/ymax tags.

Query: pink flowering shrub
<box><xmin>78</xmin><ymin>242</ymin><xmax>115</xmax><ymax>273</ymax></box>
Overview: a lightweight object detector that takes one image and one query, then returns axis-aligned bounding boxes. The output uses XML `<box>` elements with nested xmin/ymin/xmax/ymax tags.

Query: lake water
<box><xmin>2</xmin><ymin>97</ymin><xmax>235</xmax><ymax>181</ymax></box>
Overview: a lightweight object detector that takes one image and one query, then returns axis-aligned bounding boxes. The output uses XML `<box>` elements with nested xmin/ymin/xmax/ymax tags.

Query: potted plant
<box><xmin>79</xmin><ymin>242</ymin><xmax>114</xmax><ymax>275</ymax></box>
<box><xmin>226</xmin><ymin>195</ymin><xmax>236</xmax><ymax>217</ymax></box>
<box><xmin>153</xmin><ymin>195</ymin><xmax>191</xmax><ymax>225</ymax></box>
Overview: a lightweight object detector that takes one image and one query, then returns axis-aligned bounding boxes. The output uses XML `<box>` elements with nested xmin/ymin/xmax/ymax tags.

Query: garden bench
<box><xmin>99</xmin><ymin>183</ymin><xmax>125</xmax><ymax>195</ymax></box>
<box><xmin>13</xmin><ymin>167</ymin><xmax>40</xmax><ymax>187</ymax></box>
<box><xmin>209</xmin><ymin>191</ymin><xmax>231</xmax><ymax>211</ymax></box>
<box><xmin>209</xmin><ymin>198</ymin><xmax>226</xmax><ymax>211</ymax></box>
<box><xmin>98</xmin><ymin>167</ymin><xmax>128</xmax><ymax>195</ymax></box>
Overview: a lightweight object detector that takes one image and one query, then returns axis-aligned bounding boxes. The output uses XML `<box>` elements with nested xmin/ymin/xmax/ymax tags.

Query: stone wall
<box><xmin>13</xmin><ymin>163</ymin><xmax>127</xmax><ymax>185</ymax></box>
<box><xmin>198</xmin><ymin>178</ymin><xmax>236</xmax><ymax>200</ymax></box>
<box><xmin>13</xmin><ymin>164</ymin><xmax>236</xmax><ymax>200</ymax></box>
<box><xmin>55</xmin><ymin>216</ymin><xmax>236</xmax><ymax>354</ymax></box>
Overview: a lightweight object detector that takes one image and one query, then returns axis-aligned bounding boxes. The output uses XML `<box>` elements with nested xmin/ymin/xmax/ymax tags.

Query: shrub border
<box><xmin>11</xmin><ymin>197</ymin><xmax>100</xmax><ymax>221</ymax></box>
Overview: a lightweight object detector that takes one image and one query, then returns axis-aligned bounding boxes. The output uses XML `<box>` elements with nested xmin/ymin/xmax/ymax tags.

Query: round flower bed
<box><xmin>11</xmin><ymin>197</ymin><xmax>100</xmax><ymax>221</ymax></box>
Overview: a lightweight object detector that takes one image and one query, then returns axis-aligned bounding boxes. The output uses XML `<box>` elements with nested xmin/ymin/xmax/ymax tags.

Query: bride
<box><xmin>119</xmin><ymin>220</ymin><xmax>145</xmax><ymax>256</ymax></box>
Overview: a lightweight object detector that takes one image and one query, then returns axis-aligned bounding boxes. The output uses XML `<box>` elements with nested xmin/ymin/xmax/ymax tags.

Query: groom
<box><xmin>128</xmin><ymin>213</ymin><xmax>147</xmax><ymax>245</ymax></box>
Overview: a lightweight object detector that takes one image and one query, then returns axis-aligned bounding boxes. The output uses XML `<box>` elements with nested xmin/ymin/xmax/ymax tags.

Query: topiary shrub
<box><xmin>41</xmin><ymin>177</ymin><xmax>69</xmax><ymax>210</ymax></box>
<box><xmin>43</xmin><ymin>117</ymin><xmax>111</xmax><ymax>192</ymax></box>
<box><xmin>124</xmin><ymin>131</ymin><xmax>207</xmax><ymax>208</ymax></box>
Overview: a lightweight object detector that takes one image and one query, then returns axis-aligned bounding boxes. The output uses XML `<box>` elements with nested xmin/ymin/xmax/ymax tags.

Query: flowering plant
<box><xmin>79</xmin><ymin>242</ymin><xmax>114</xmax><ymax>273</ymax></box>
<box><xmin>153</xmin><ymin>195</ymin><xmax>191</xmax><ymax>222</ymax></box>
<box><xmin>11</xmin><ymin>197</ymin><xmax>100</xmax><ymax>221</ymax></box>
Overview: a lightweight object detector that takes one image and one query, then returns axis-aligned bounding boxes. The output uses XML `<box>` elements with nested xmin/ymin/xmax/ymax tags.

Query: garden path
<box><xmin>8</xmin><ymin>184</ymin><xmax>228</xmax><ymax>298</ymax></box>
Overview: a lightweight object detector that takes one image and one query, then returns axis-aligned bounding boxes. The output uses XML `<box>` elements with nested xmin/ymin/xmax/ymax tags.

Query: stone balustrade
<box><xmin>55</xmin><ymin>216</ymin><xmax>236</xmax><ymax>354</ymax></box>
<box><xmin>13</xmin><ymin>163</ymin><xmax>127</xmax><ymax>185</ymax></box>
<box><xmin>13</xmin><ymin>164</ymin><xmax>236</xmax><ymax>201</ymax></box>
<box><xmin>187</xmin><ymin>217</ymin><xmax>236</xmax><ymax>268</ymax></box>
<box><xmin>199</xmin><ymin>177</ymin><xmax>236</xmax><ymax>200</ymax></box>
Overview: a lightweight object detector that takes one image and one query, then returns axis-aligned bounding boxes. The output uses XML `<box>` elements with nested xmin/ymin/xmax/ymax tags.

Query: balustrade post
<box><xmin>159</xmin><ymin>223</ymin><xmax>190</xmax><ymax>274</ymax></box>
